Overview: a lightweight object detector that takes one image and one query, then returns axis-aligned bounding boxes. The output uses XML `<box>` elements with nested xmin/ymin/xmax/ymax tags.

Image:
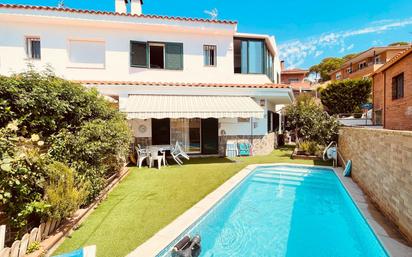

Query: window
<box><xmin>336</xmin><ymin>72</ymin><xmax>342</xmax><ymax>80</ymax></box>
<box><xmin>375</xmin><ymin>55</ymin><xmax>381</xmax><ymax>64</ymax></box>
<box><xmin>346</xmin><ymin>67</ymin><xmax>352</xmax><ymax>74</ymax></box>
<box><xmin>170</xmin><ymin>118</ymin><xmax>201</xmax><ymax>153</ymax></box>
<box><xmin>26</xmin><ymin>37</ymin><xmax>41</xmax><ymax>59</ymax></box>
<box><xmin>68</xmin><ymin>40</ymin><xmax>105</xmax><ymax>68</ymax></box>
<box><xmin>392</xmin><ymin>73</ymin><xmax>404</xmax><ymax>100</ymax></box>
<box><xmin>234</xmin><ymin>37</ymin><xmax>274</xmax><ymax>80</ymax></box>
<box><xmin>130</xmin><ymin>41</ymin><xmax>183</xmax><ymax>70</ymax></box>
<box><xmin>204</xmin><ymin>45</ymin><xmax>216</xmax><ymax>66</ymax></box>
<box><xmin>358</xmin><ymin>61</ymin><xmax>367</xmax><ymax>70</ymax></box>
<box><xmin>288</xmin><ymin>78</ymin><xmax>299</xmax><ymax>83</ymax></box>
<box><xmin>149</xmin><ymin>43</ymin><xmax>165</xmax><ymax>69</ymax></box>
<box><xmin>248</xmin><ymin>41</ymin><xmax>264</xmax><ymax>73</ymax></box>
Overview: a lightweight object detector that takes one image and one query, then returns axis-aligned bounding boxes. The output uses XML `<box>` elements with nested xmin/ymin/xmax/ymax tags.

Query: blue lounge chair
<box><xmin>53</xmin><ymin>246</ymin><xmax>96</xmax><ymax>257</ymax></box>
<box><xmin>238</xmin><ymin>142</ymin><xmax>251</xmax><ymax>156</ymax></box>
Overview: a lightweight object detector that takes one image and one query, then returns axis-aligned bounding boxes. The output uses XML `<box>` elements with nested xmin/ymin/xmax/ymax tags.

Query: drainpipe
<box><xmin>383</xmin><ymin>71</ymin><xmax>386</xmax><ymax>128</ymax></box>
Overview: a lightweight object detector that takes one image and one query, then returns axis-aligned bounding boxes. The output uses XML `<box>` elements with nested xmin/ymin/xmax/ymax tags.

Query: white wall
<box><xmin>0</xmin><ymin>14</ymin><xmax>274</xmax><ymax>84</ymax></box>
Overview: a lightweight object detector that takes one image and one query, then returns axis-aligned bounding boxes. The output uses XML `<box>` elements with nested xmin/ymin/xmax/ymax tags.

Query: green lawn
<box><xmin>55</xmin><ymin>146</ymin><xmax>330</xmax><ymax>257</ymax></box>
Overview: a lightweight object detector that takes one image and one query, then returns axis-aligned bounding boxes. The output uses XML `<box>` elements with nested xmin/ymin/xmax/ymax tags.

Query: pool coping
<box><xmin>127</xmin><ymin>163</ymin><xmax>412</xmax><ymax>257</ymax></box>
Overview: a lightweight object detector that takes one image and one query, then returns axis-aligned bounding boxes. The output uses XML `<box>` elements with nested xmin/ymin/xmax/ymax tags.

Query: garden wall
<box><xmin>338</xmin><ymin>127</ymin><xmax>412</xmax><ymax>242</ymax></box>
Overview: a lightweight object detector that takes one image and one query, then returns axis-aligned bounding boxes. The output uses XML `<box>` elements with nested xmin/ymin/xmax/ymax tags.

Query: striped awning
<box><xmin>125</xmin><ymin>95</ymin><xmax>264</xmax><ymax>119</ymax></box>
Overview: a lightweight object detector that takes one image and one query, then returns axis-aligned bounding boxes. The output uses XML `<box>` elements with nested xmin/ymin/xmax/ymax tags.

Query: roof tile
<box><xmin>0</xmin><ymin>4</ymin><xmax>237</xmax><ymax>25</ymax></box>
<box><xmin>78</xmin><ymin>80</ymin><xmax>290</xmax><ymax>89</ymax></box>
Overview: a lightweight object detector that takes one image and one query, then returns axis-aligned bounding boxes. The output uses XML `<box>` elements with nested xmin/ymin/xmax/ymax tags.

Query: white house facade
<box><xmin>0</xmin><ymin>2</ymin><xmax>293</xmax><ymax>156</ymax></box>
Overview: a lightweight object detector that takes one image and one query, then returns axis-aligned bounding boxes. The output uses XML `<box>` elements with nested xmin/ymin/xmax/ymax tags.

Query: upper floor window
<box><xmin>374</xmin><ymin>55</ymin><xmax>381</xmax><ymax>64</ymax></box>
<box><xmin>336</xmin><ymin>72</ymin><xmax>342</xmax><ymax>80</ymax></box>
<box><xmin>26</xmin><ymin>37</ymin><xmax>41</xmax><ymax>60</ymax></box>
<box><xmin>234</xmin><ymin>38</ymin><xmax>274</xmax><ymax>81</ymax></box>
<box><xmin>346</xmin><ymin>67</ymin><xmax>352</xmax><ymax>74</ymax></box>
<box><xmin>204</xmin><ymin>45</ymin><xmax>217</xmax><ymax>66</ymax></box>
<box><xmin>288</xmin><ymin>78</ymin><xmax>299</xmax><ymax>83</ymax></box>
<box><xmin>68</xmin><ymin>40</ymin><xmax>105</xmax><ymax>68</ymax></box>
<box><xmin>130</xmin><ymin>41</ymin><xmax>183</xmax><ymax>70</ymax></box>
<box><xmin>358</xmin><ymin>61</ymin><xmax>367</xmax><ymax>70</ymax></box>
<box><xmin>392</xmin><ymin>73</ymin><xmax>404</xmax><ymax>100</ymax></box>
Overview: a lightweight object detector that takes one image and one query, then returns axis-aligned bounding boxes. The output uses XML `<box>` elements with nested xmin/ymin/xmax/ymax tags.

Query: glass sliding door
<box><xmin>170</xmin><ymin>118</ymin><xmax>201</xmax><ymax>153</ymax></box>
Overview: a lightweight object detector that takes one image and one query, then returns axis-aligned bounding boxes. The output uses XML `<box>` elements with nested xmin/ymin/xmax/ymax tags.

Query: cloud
<box><xmin>315</xmin><ymin>50</ymin><xmax>323</xmax><ymax>57</ymax></box>
<box><xmin>279</xmin><ymin>17</ymin><xmax>412</xmax><ymax>68</ymax></box>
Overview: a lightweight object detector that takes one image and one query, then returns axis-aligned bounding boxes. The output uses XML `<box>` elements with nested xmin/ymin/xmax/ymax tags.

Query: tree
<box><xmin>309</xmin><ymin>57</ymin><xmax>344</xmax><ymax>82</ymax></box>
<box><xmin>388</xmin><ymin>41</ymin><xmax>409</xmax><ymax>46</ymax></box>
<box><xmin>342</xmin><ymin>53</ymin><xmax>358</xmax><ymax>60</ymax></box>
<box><xmin>319</xmin><ymin>78</ymin><xmax>372</xmax><ymax>115</ymax></box>
<box><xmin>286</xmin><ymin>93</ymin><xmax>339</xmax><ymax>146</ymax></box>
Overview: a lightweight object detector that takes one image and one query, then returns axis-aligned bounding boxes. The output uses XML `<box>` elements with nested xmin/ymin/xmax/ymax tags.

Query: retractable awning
<box><xmin>125</xmin><ymin>95</ymin><xmax>264</xmax><ymax>119</ymax></box>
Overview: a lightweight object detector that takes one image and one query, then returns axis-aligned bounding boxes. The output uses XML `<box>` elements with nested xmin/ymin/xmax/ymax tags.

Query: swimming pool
<box><xmin>157</xmin><ymin>165</ymin><xmax>388</xmax><ymax>257</ymax></box>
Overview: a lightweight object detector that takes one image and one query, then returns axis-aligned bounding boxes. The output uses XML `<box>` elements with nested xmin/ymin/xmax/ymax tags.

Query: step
<box><xmin>253</xmin><ymin>173</ymin><xmax>335</xmax><ymax>185</ymax></box>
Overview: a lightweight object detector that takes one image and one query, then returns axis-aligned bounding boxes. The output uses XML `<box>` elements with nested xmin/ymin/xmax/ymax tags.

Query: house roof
<box><xmin>79</xmin><ymin>80</ymin><xmax>290</xmax><ymax>89</ymax></box>
<box><xmin>281</xmin><ymin>68</ymin><xmax>309</xmax><ymax>75</ymax></box>
<box><xmin>289</xmin><ymin>82</ymin><xmax>313</xmax><ymax>91</ymax></box>
<box><xmin>374</xmin><ymin>47</ymin><xmax>412</xmax><ymax>74</ymax></box>
<box><xmin>329</xmin><ymin>45</ymin><xmax>411</xmax><ymax>75</ymax></box>
<box><xmin>0</xmin><ymin>4</ymin><xmax>237</xmax><ymax>25</ymax></box>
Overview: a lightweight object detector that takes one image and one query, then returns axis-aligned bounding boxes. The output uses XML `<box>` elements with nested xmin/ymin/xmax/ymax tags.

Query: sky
<box><xmin>4</xmin><ymin>0</ymin><xmax>412</xmax><ymax>69</ymax></box>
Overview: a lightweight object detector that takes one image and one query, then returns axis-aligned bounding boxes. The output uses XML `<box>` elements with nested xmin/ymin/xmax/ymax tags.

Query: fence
<box><xmin>0</xmin><ymin>219</ymin><xmax>60</xmax><ymax>257</ymax></box>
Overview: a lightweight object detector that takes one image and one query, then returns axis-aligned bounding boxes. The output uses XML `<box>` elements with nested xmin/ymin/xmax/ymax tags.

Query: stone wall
<box><xmin>219</xmin><ymin>132</ymin><xmax>277</xmax><ymax>156</ymax></box>
<box><xmin>338</xmin><ymin>127</ymin><xmax>412</xmax><ymax>242</ymax></box>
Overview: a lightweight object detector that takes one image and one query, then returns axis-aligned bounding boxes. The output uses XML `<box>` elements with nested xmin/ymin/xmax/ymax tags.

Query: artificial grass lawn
<box><xmin>55</xmin><ymin>146</ymin><xmax>330</xmax><ymax>257</ymax></box>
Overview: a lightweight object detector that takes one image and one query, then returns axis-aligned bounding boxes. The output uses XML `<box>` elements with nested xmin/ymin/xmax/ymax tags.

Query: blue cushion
<box><xmin>343</xmin><ymin>160</ymin><xmax>352</xmax><ymax>177</ymax></box>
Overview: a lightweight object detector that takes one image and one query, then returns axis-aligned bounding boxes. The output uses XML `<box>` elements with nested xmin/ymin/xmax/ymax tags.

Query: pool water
<box><xmin>158</xmin><ymin>165</ymin><xmax>388</xmax><ymax>257</ymax></box>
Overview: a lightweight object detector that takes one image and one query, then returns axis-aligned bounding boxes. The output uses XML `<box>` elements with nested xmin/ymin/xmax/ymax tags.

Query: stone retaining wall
<box><xmin>219</xmin><ymin>132</ymin><xmax>277</xmax><ymax>156</ymax></box>
<box><xmin>338</xmin><ymin>127</ymin><xmax>412</xmax><ymax>242</ymax></box>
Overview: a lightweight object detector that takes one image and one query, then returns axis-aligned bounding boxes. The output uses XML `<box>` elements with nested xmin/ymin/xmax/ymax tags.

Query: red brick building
<box><xmin>280</xmin><ymin>61</ymin><xmax>313</xmax><ymax>96</ymax></box>
<box><xmin>330</xmin><ymin>45</ymin><xmax>410</xmax><ymax>81</ymax></box>
<box><xmin>372</xmin><ymin>47</ymin><xmax>412</xmax><ymax>130</ymax></box>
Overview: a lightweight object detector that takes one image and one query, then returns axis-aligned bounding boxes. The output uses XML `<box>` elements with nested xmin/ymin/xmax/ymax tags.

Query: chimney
<box><xmin>131</xmin><ymin>0</ymin><xmax>143</xmax><ymax>15</ymax></box>
<box><xmin>115</xmin><ymin>0</ymin><xmax>127</xmax><ymax>13</ymax></box>
<box><xmin>280</xmin><ymin>60</ymin><xmax>285</xmax><ymax>71</ymax></box>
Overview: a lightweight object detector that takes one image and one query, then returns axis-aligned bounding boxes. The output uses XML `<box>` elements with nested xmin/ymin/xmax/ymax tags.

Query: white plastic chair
<box><xmin>171</xmin><ymin>141</ymin><xmax>190</xmax><ymax>165</ymax></box>
<box><xmin>135</xmin><ymin>147</ymin><xmax>148</xmax><ymax>168</ymax></box>
<box><xmin>148</xmin><ymin>147</ymin><xmax>166</xmax><ymax>169</ymax></box>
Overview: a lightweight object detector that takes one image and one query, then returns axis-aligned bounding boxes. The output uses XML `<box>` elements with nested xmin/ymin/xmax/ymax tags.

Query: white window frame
<box><xmin>67</xmin><ymin>39</ymin><xmax>106</xmax><ymax>69</ymax></box>
<box><xmin>25</xmin><ymin>36</ymin><xmax>41</xmax><ymax>60</ymax></box>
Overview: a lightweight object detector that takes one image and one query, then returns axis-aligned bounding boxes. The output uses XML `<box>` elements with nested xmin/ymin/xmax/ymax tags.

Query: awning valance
<box><xmin>125</xmin><ymin>95</ymin><xmax>264</xmax><ymax>119</ymax></box>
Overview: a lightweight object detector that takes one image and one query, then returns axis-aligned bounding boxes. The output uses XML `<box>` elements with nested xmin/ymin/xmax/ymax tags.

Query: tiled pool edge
<box><xmin>128</xmin><ymin>163</ymin><xmax>412</xmax><ymax>257</ymax></box>
<box><xmin>333</xmin><ymin>167</ymin><xmax>412</xmax><ymax>257</ymax></box>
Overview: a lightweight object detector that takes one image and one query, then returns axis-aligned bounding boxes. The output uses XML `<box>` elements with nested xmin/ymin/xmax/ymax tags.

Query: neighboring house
<box><xmin>330</xmin><ymin>45</ymin><xmax>411</xmax><ymax>81</ymax></box>
<box><xmin>280</xmin><ymin>61</ymin><xmax>313</xmax><ymax>96</ymax></box>
<box><xmin>0</xmin><ymin>1</ymin><xmax>293</xmax><ymax>156</ymax></box>
<box><xmin>372</xmin><ymin>47</ymin><xmax>412</xmax><ymax>130</ymax></box>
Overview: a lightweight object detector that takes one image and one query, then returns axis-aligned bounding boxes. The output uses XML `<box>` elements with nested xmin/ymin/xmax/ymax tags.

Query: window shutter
<box><xmin>165</xmin><ymin>43</ymin><xmax>183</xmax><ymax>70</ymax></box>
<box><xmin>130</xmin><ymin>41</ymin><xmax>147</xmax><ymax>67</ymax></box>
<box><xmin>399</xmin><ymin>73</ymin><xmax>404</xmax><ymax>98</ymax></box>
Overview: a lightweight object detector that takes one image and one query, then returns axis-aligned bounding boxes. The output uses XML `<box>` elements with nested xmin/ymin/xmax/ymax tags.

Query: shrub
<box><xmin>0</xmin><ymin>70</ymin><xmax>131</xmax><ymax>233</ymax></box>
<box><xmin>0</xmin><ymin>122</ymin><xmax>50</xmax><ymax>231</ymax></box>
<box><xmin>286</xmin><ymin>93</ymin><xmax>339</xmax><ymax>146</ymax></box>
<box><xmin>319</xmin><ymin>78</ymin><xmax>371</xmax><ymax>115</ymax></box>
<box><xmin>45</xmin><ymin>162</ymin><xmax>88</xmax><ymax>220</ymax></box>
<box><xmin>49</xmin><ymin>117</ymin><xmax>130</xmax><ymax>202</ymax></box>
<box><xmin>298</xmin><ymin>141</ymin><xmax>319</xmax><ymax>156</ymax></box>
<box><xmin>0</xmin><ymin>69</ymin><xmax>118</xmax><ymax>137</ymax></box>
